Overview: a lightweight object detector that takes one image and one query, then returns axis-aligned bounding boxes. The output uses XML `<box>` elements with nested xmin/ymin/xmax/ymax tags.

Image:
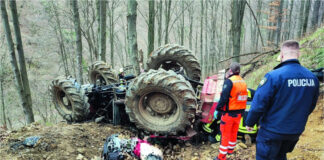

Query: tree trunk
<box><xmin>9</xmin><ymin>0</ymin><xmax>35</xmax><ymax>123</ymax></box>
<box><xmin>127</xmin><ymin>0</ymin><xmax>140</xmax><ymax>75</ymax></box>
<box><xmin>148</xmin><ymin>0</ymin><xmax>155</xmax><ymax>55</ymax></box>
<box><xmin>164</xmin><ymin>0</ymin><xmax>171</xmax><ymax>44</ymax></box>
<box><xmin>0</xmin><ymin>64</ymin><xmax>6</xmax><ymax>128</ymax></box>
<box><xmin>281</xmin><ymin>0</ymin><xmax>288</xmax><ymax>41</ymax></box>
<box><xmin>219</xmin><ymin>0</ymin><xmax>224</xmax><ymax>59</ymax></box>
<box><xmin>195</xmin><ymin>28</ymin><xmax>198</xmax><ymax>55</ymax></box>
<box><xmin>200</xmin><ymin>0</ymin><xmax>204</xmax><ymax>72</ymax></box>
<box><xmin>275</xmin><ymin>0</ymin><xmax>284</xmax><ymax>47</ymax></box>
<box><xmin>99</xmin><ymin>0</ymin><xmax>107</xmax><ymax>62</ymax></box>
<box><xmin>108</xmin><ymin>1</ymin><xmax>115</xmax><ymax>68</ymax></box>
<box><xmin>180</xmin><ymin>0</ymin><xmax>185</xmax><ymax>45</ymax></box>
<box><xmin>255</xmin><ymin>0</ymin><xmax>262</xmax><ymax>50</ymax></box>
<box><xmin>188</xmin><ymin>4</ymin><xmax>194</xmax><ymax>50</ymax></box>
<box><xmin>71</xmin><ymin>0</ymin><xmax>84</xmax><ymax>84</ymax></box>
<box><xmin>210</xmin><ymin>1</ymin><xmax>219</xmax><ymax>74</ymax></box>
<box><xmin>311</xmin><ymin>0</ymin><xmax>321</xmax><ymax>30</ymax></box>
<box><xmin>287</xmin><ymin>0</ymin><xmax>294</xmax><ymax>39</ymax></box>
<box><xmin>226</xmin><ymin>1</ymin><xmax>233</xmax><ymax>58</ymax></box>
<box><xmin>322</xmin><ymin>1</ymin><xmax>324</xmax><ymax>24</ymax></box>
<box><xmin>157</xmin><ymin>1</ymin><xmax>162</xmax><ymax>46</ymax></box>
<box><xmin>297</xmin><ymin>0</ymin><xmax>305</xmax><ymax>38</ymax></box>
<box><xmin>267</xmin><ymin>7</ymin><xmax>273</xmax><ymax>44</ymax></box>
<box><xmin>96</xmin><ymin>0</ymin><xmax>100</xmax><ymax>59</ymax></box>
<box><xmin>1</xmin><ymin>0</ymin><xmax>34</xmax><ymax>124</ymax></box>
<box><xmin>51</xmin><ymin>1</ymin><xmax>70</xmax><ymax>76</ymax></box>
<box><xmin>302</xmin><ymin>0</ymin><xmax>311</xmax><ymax>35</ymax></box>
<box><xmin>204</xmin><ymin>0</ymin><xmax>208</xmax><ymax>75</ymax></box>
<box><xmin>231</xmin><ymin>0</ymin><xmax>246</xmax><ymax>62</ymax></box>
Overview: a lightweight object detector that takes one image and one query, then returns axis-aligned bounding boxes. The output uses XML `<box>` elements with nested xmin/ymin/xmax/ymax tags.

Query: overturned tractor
<box><xmin>51</xmin><ymin>44</ymin><xmax>252</xmax><ymax>140</ymax></box>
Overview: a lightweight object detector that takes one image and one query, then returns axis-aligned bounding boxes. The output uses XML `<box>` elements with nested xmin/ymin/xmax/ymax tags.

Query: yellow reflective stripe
<box><xmin>203</xmin><ymin>124</ymin><xmax>212</xmax><ymax>133</ymax></box>
<box><xmin>216</xmin><ymin>134</ymin><xmax>221</xmax><ymax>141</ymax></box>
<box><xmin>239</xmin><ymin>117</ymin><xmax>258</xmax><ymax>134</ymax></box>
<box><xmin>247</xmin><ymin>89</ymin><xmax>251</xmax><ymax>98</ymax></box>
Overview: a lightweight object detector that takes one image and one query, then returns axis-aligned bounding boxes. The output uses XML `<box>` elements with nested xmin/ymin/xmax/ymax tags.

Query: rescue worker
<box><xmin>245</xmin><ymin>40</ymin><xmax>320</xmax><ymax>160</ymax></box>
<box><xmin>214</xmin><ymin>62</ymin><xmax>248</xmax><ymax>160</ymax></box>
<box><xmin>238</xmin><ymin>88</ymin><xmax>258</xmax><ymax>145</ymax></box>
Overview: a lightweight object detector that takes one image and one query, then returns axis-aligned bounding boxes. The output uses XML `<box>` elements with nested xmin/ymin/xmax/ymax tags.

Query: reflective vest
<box><xmin>238</xmin><ymin>89</ymin><xmax>258</xmax><ymax>134</ymax></box>
<box><xmin>228</xmin><ymin>75</ymin><xmax>248</xmax><ymax>111</ymax></box>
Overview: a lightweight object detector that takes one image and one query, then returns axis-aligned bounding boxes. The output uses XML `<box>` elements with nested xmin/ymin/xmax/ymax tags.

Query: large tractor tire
<box><xmin>88</xmin><ymin>61</ymin><xmax>118</xmax><ymax>85</ymax></box>
<box><xmin>125</xmin><ymin>69</ymin><xmax>197</xmax><ymax>135</ymax></box>
<box><xmin>51</xmin><ymin>76</ymin><xmax>89</xmax><ymax>122</ymax></box>
<box><xmin>146</xmin><ymin>44</ymin><xmax>201</xmax><ymax>83</ymax></box>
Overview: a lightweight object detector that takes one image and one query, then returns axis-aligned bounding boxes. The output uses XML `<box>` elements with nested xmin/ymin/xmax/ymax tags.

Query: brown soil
<box><xmin>0</xmin><ymin>98</ymin><xmax>323</xmax><ymax>160</ymax></box>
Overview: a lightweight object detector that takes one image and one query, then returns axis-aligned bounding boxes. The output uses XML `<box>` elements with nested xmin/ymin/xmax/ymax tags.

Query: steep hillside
<box><xmin>243</xmin><ymin>26</ymin><xmax>324</xmax><ymax>89</ymax></box>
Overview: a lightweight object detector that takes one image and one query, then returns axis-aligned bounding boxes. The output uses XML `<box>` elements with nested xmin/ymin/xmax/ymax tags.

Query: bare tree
<box><xmin>188</xmin><ymin>1</ymin><xmax>194</xmax><ymax>50</ymax></box>
<box><xmin>148</xmin><ymin>0</ymin><xmax>155</xmax><ymax>55</ymax></box>
<box><xmin>157</xmin><ymin>1</ymin><xmax>163</xmax><ymax>46</ymax></box>
<box><xmin>164</xmin><ymin>0</ymin><xmax>171</xmax><ymax>44</ymax></box>
<box><xmin>297</xmin><ymin>0</ymin><xmax>305</xmax><ymax>38</ymax></box>
<box><xmin>49</xmin><ymin>1</ymin><xmax>70</xmax><ymax>76</ymax></box>
<box><xmin>286</xmin><ymin>0</ymin><xmax>294</xmax><ymax>39</ymax></box>
<box><xmin>80</xmin><ymin>0</ymin><xmax>97</xmax><ymax>63</ymax></box>
<box><xmin>200</xmin><ymin>0</ymin><xmax>204</xmax><ymax>69</ymax></box>
<box><xmin>0</xmin><ymin>56</ymin><xmax>7</xmax><ymax>128</ymax></box>
<box><xmin>99</xmin><ymin>0</ymin><xmax>107</xmax><ymax>62</ymax></box>
<box><xmin>311</xmin><ymin>0</ymin><xmax>321</xmax><ymax>30</ymax></box>
<box><xmin>1</xmin><ymin>0</ymin><xmax>35</xmax><ymax>124</ymax></box>
<box><xmin>180</xmin><ymin>0</ymin><xmax>185</xmax><ymax>45</ymax></box>
<box><xmin>127</xmin><ymin>0</ymin><xmax>140</xmax><ymax>74</ymax></box>
<box><xmin>108</xmin><ymin>1</ymin><xmax>118</xmax><ymax>68</ymax></box>
<box><xmin>71</xmin><ymin>0</ymin><xmax>84</xmax><ymax>84</ymax></box>
<box><xmin>302</xmin><ymin>0</ymin><xmax>311</xmax><ymax>35</ymax></box>
<box><xmin>275</xmin><ymin>0</ymin><xmax>284</xmax><ymax>47</ymax></box>
<box><xmin>231</xmin><ymin>0</ymin><xmax>246</xmax><ymax>62</ymax></box>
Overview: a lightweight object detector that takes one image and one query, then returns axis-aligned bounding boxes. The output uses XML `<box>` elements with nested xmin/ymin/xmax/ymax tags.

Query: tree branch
<box><xmin>217</xmin><ymin>49</ymin><xmax>280</xmax><ymax>64</ymax></box>
<box><xmin>246</xmin><ymin>1</ymin><xmax>265</xmax><ymax>48</ymax></box>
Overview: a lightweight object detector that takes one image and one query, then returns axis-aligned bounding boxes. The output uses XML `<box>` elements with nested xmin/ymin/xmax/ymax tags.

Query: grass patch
<box><xmin>244</xmin><ymin>26</ymin><xmax>324</xmax><ymax>89</ymax></box>
<box><xmin>300</xmin><ymin>27</ymin><xmax>324</xmax><ymax>45</ymax></box>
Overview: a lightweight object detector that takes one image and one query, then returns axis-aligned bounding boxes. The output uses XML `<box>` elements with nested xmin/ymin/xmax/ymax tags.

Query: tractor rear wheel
<box><xmin>125</xmin><ymin>69</ymin><xmax>197</xmax><ymax>135</ymax></box>
<box><xmin>146</xmin><ymin>44</ymin><xmax>201</xmax><ymax>84</ymax></box>
<box><xmin>88</xmin><ymin>61</ymin><xmax>118</xmax><ymax>85</ymax></box>
<box><xmin>51</xmin><ymin>76</ymin><xmax>89</xmax><ymax>122</ymax></box>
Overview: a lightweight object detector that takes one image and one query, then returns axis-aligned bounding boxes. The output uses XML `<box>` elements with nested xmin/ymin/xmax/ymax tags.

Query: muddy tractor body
<box><xmin>51</xmin><ymin>44</ymin><xmax>227</xmax><ymax>137</ymax></box>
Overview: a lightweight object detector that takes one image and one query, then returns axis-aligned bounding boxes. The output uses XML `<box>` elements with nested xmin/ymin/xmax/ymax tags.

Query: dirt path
<box><xmin>0</xmin><ymin>98</ymin><xmax>323</xmax><ymax>160</ymax></box>
<box><xmin>287</xmin><ymin>97</ymin><xmax>324</xmax><ymax>160</ymax></box>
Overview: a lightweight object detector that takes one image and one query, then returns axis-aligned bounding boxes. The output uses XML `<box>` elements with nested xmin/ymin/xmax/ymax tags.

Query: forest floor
<box><xmin>0</xmin><ymin>97</ymin><xmax>323</xmax><ymax>160</ymax></box>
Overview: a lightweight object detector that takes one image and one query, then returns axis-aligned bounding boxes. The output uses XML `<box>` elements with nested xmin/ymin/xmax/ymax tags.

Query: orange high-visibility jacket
<box><xmin>228</xmin><ymin>75</ymin><xmax>248</xmax><ymax>110</ymax></box>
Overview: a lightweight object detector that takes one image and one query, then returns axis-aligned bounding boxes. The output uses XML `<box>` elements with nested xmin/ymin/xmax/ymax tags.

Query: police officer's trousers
<box><xmin>256</xmin><ymin>128</ymin><xmax>299</xmax><ymax>160</ymax></box>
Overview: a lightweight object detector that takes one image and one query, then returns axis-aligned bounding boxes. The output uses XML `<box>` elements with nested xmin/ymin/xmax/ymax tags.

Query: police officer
<box><xmin>214</xmin><ymin>62</ymin><xmax>248</xmax><ymax>160</ymax></box>
<box><xmin>245</xmin><ymin>40</ymin><xmax>320</xmax><ymax>160</ymax></box>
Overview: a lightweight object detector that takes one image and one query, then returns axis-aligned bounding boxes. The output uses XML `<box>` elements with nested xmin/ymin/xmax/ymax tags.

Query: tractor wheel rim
<box><xmin>147</xmin><ymin>93</ymin><xmax>174</xmax><ymax>114</ymax></box>
<box><xmin>55</xmin><ymin>87</ymin><xmax>73</xmax><ymax>114</ymax></box>
<box><xmin>138</xmin><ymin>91</ymin><xmax>180</xmax><ymax>126</ymax></box>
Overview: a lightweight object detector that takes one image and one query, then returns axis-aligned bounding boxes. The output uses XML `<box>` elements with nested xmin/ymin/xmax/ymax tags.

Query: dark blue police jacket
<box><xmin>245</xmin><ymin>59</ymin><xmax>320</xmax><ymax>135</ymax></box>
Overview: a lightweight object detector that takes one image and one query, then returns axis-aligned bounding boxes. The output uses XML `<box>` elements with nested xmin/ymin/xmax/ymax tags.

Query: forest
<box><xmin>0</xmin><ymin>0</ymin><xmax>323</xmax><ymax>159</ymax></box>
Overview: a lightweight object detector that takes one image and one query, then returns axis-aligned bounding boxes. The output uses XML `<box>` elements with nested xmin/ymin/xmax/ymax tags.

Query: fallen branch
<box><xmin>217</xmin><ymin>49</ymin><xmax>280</xmax><ymax>64</ymax></box>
